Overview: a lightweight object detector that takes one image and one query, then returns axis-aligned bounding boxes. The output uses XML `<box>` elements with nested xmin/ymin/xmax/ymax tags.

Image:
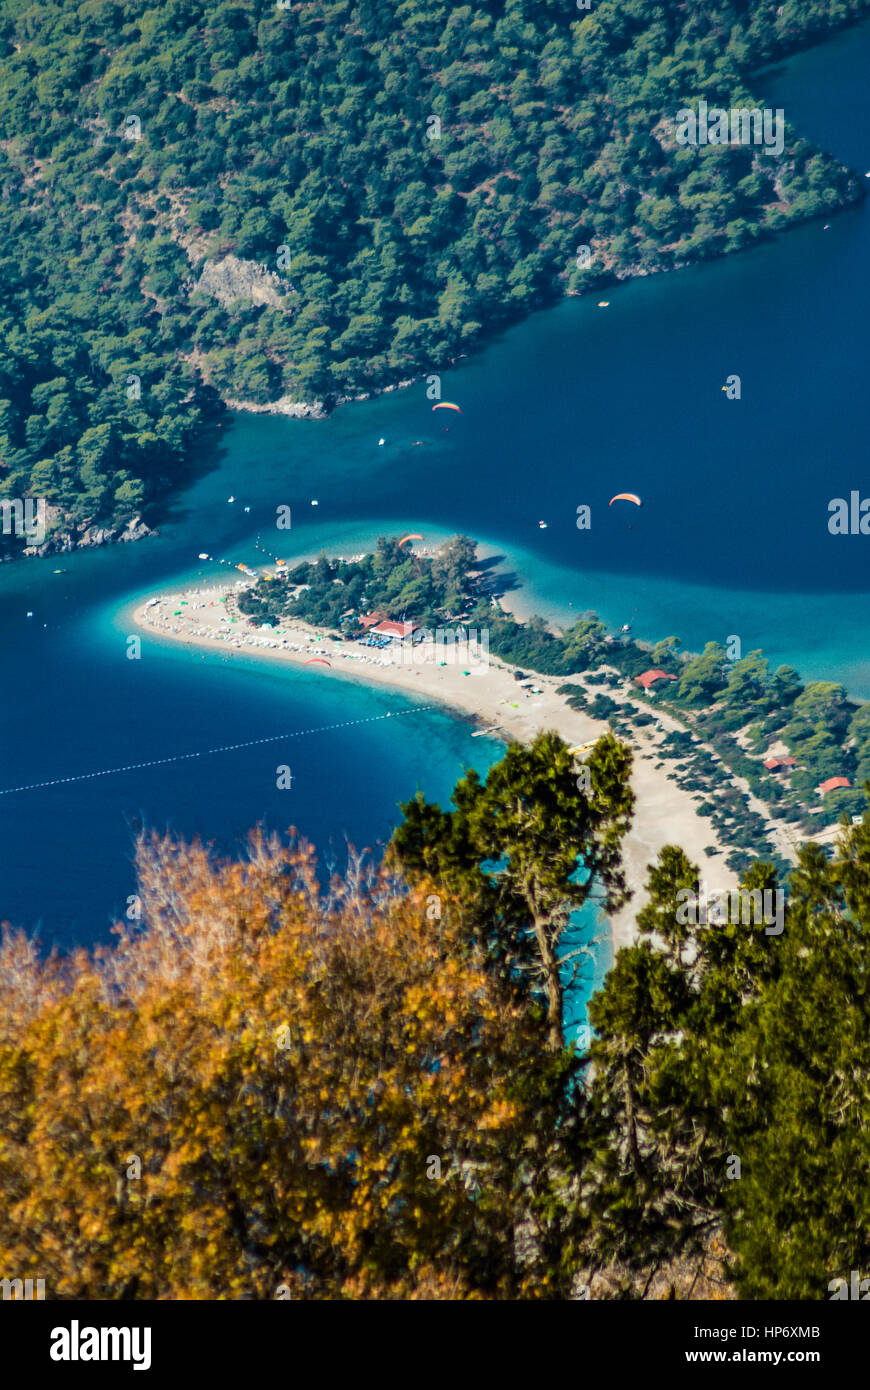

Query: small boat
<box><xmin>597</xmin><ymin>301</ymin><xmax>610</xmax><ymax>307</ymax></box>
<box><xmin>244</xmin><ymin>505</ymin><xmax>250</xmax><ymax>512</ymax></box>
<box><xmin>198</xmin><ymin>552</ymin><xmax>209</xmax><ymax>560</ymax></box>
<box><xmin>311</xmin><ymin>499</ymin><xmax>319</xmax><ymax>506</ymax></box>
<box><xmin>227</xmin><ymin>495</ymin><xmax>235</xmax><ymax>503</ymax></box>
<box><xmin>378</xmin><ymin>438</ymin><xmax>385</xmax><ymax>446</ymax></box>
<box><xmin>538</xmin><ymin>520</ymin><xmax>548</xmax><ymax>529</ymax></box>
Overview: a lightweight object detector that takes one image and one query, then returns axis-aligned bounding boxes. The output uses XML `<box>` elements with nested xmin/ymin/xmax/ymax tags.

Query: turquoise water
<box><xmin>2</xmin><ymin>23</ymin><xmax>870</xmax><ymax>1029</ymax></box>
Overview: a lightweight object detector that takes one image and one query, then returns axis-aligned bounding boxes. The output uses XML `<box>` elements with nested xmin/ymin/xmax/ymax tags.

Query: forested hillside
<box><xmin>1</xmin><ymin>0</ymin><xmax>867</xmax><ymax>542</ymax></box>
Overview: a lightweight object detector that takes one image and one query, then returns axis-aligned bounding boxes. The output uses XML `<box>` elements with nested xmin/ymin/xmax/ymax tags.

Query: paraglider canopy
<box><xmin>609</xmin><ymin>492</ymin><xmax>642</xmax><ymax>507</ymax></box>
<box><xmin>432</xmin><ymin>402</ymin><xmax>461</xmax><ymax>413</ymax></box>
<box><xmin>398</xmin><ymin>533</ymin><xmax>423</xmax><ymax>547</ymax></box>
<box><xmin>303</xmin><ymin>657</ymin><xmax>332</xmax><ymax>668</ymax></box>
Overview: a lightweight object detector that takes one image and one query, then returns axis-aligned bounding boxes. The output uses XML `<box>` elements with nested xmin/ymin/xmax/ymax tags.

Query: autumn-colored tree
<box><xmin>0</xmin><ymin>830</ymin><xmax>582</xmax><ymax>1300</ymax></box>
<box><xmin>4</xmin><ymin>744</ymin><xmax>866</xmax><ymax>1303</ymax></box>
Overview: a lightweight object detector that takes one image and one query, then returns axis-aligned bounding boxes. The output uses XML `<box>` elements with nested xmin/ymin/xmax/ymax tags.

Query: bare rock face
<box><xmin>77</xmin><ymin>524</ymin><xmax>117</xmax><ymax>548</ymax></box>
<box><xmin>120</xmin><ymin>515</ymin><xmax>152</xmax><ymax>542</ymax></box>
<box><xmin>193</xmin><ymin>255</ymin><xmax>289</xmax><ymax>309</ymax></box>
<box><xmin>221</xmin><ymin>395</ymin><xmax>327</xmax><ymax>419</ymax></box>
<box><xmin>22</xmin><ymin>510</ymin><xmax>155</xmax><ymax>557</ymax></box>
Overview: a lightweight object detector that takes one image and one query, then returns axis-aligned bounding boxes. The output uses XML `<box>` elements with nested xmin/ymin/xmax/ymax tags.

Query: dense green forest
<box><xmin>2</xmin><ymin>736</ymin><xmax>867</xmax><ymax>1298</ymax></box>
<box><xmin>0</xmin><ymin>0</ymin><xmax>868</xmax><ymax>544</ymax></box>
<box><xmin>238</xmin><ymin>533</ymin><xmax>483</xmax><ymax>628</ymax></box>
<box><xmin>390</xmin><ymin>741</ymin><xmax>870</xmax><ymax>1300</ymax></box>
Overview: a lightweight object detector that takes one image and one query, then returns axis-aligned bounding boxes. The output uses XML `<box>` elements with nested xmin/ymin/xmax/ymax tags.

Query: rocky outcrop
<box><xmin>224</xmin><ymin>375</ymin><xmax>417</xmax><ymax>419</ymax></box>
<box><xmin>191</xmin><ymin>254</ymin><xmax>289</xmax><ymax>309</ymax></box>
<box><xmin>221</xmin><ymin>395</ymin><xmax>328</xmax><ymax>419</ymax></box>
<box><xmin>22</xmin><ymin>511</ymin><xmax>154</xmax><ymax>557</ymax></box>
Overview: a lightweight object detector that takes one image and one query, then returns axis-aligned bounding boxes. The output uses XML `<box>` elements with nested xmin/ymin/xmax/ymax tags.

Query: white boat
<box><xmin>538</xmin><ymin>520</ymin><xmax>548</xmax><ymax>529</ymax></box>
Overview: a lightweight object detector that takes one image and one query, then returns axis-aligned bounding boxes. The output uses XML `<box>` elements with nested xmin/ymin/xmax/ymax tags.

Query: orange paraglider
<box><xmin>432</xmin><ymin>402</ymin><xmax>461</xmax><ymax>413</ymax></box>
<box><xmin>303</xmin><ymin>657</ymin><xmax>332</xmax><ymax>668</ymax></box>
<box><xmin>609</xmin><ymin>493</ymin><xmax>642</xmax><ymax>508</ymax></box>
<box><xmin>398</xmin><ymin>533</ymin><xmax>423</xmax><ymax>547</ymax></box>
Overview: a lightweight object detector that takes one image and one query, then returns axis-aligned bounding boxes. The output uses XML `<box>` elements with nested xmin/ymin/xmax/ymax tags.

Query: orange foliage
<box><xmin>0</xmin><ymin>830</ymin><xmax>573</xmax><ymax>1299</ymax></box>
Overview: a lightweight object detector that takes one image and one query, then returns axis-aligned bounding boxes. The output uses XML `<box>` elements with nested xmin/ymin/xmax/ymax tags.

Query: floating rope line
<box><xmin>0</xmin><ymin>705</ymin><xmax>439</xmax><ymax>797</ymax></box>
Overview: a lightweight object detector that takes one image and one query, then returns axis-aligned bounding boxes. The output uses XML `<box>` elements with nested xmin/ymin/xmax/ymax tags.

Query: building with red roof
<box><xmin>818</xmin><ymin>776</ymin><xmax>851</xmax><ymax>796</ymax></box>
<box><xmin>372</xmin><ymin>619</ymin><xmax>418</xmax><ymax>641</ymax></box>
<box><xmin>634</xmin><ymin>669</ymin><xmax>677</xmax><ymax>691</ymax></box>
<box><xmin>763</xmin><ymin>756</ymin><xmax>797</xmax><ymax>771</ymax></box>
<box><xmin>358</xmin><ymin>611</ymin><xmax>387</xmax><ymax>630</ymax></box>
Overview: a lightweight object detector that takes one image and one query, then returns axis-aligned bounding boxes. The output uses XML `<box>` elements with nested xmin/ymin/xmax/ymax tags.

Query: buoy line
<box><xmin>0</xmin><ymin>705</ymin><xmax>439</xmax><ymax>797</ymax></box>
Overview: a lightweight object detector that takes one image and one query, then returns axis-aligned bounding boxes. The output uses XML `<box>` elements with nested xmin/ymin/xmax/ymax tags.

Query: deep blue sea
<box><xmin>1</xmin><ymin>22</ymin><xmax>869</xmax><ymax>1029</ymax></box>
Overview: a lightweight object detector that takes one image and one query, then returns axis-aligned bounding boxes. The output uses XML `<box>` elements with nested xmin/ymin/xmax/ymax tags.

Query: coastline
<box><xmin>131</xmin><ymin>582</ymin><xmax>744</xmax><ymax>950</ymax></box>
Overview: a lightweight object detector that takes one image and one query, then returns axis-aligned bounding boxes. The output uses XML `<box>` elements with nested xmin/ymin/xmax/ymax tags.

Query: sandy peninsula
<box><xmin>132</xmin><ymin>582</ymin><xmax>741</xmax><ymax>950</ymax></box>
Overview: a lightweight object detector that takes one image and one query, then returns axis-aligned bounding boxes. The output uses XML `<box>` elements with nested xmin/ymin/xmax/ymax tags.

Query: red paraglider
<box><xmin>398</xmin><ymin>533</ymin><xmax>424</xmax><ymax>547</ymax></box>
<box><xmin>303</xmin><ymin>657</ymin><xmax>332</xmax><ymax>668</ymax></box>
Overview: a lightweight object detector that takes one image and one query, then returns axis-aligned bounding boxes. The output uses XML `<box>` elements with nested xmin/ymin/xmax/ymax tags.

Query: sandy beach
<box><xmin>132</xmin><ymin>582</ymin><xmax>740</xmax><ymax>949</ymax></box>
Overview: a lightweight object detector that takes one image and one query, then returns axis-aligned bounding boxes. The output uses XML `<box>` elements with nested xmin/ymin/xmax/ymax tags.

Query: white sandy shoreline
<box><xmin>131</xmin><ymin>582</ymin><xmax>741</xmax><ymax>949</ymax></box>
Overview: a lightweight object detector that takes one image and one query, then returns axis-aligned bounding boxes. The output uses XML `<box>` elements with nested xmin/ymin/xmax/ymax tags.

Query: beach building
<box><xmin>634</xmin><ymin>669</ymin><xmax>677</xmax><ymax>692</ymax></box>
<box><xmin>764</xmin><ymin>756</ymin><xmax>797</xmax><ymax>772</ymax></box>
<box><xmin>358</xmin><ymin>611</ymin><xmax>387</xmax><ymax>630</ymax></box>
<box><xmin>372</xmin><ymin>619</ymin><xmax>419</xmax><ymax>642</ymax></box>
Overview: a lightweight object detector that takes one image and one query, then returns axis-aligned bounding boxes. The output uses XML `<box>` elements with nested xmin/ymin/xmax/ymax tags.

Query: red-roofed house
<box><xmin>358</xmin><ymin>611</ymin><xmax>387</xmax><ymax>630</ymax></box>
<box><xmin>818</xmin><ymin>776</ymin><xmax>851</xmax><ymax>796</ymax></box>
<box><xmin>372</xmin><ymin>620</ymin><xmax>418</xmax><ymax>641</ymax></box>
<box><xmin>763</xmin><ymin>756</ymin><xmax>797</xmax><ymax>771</ymax></box>
<box><xmin>634</xmin><ymin>669</ymin><xmax>677</xmax><ymax>691</ymax></box>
